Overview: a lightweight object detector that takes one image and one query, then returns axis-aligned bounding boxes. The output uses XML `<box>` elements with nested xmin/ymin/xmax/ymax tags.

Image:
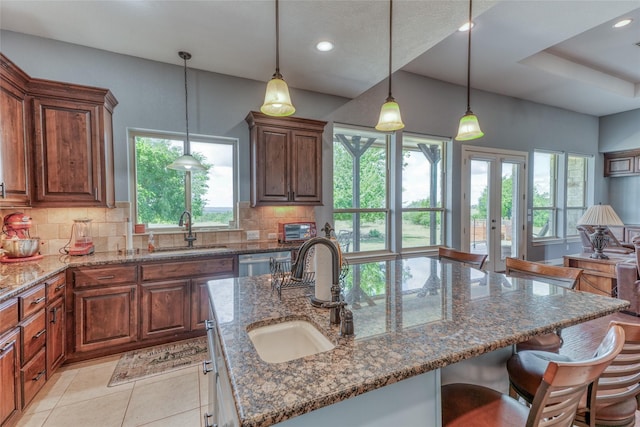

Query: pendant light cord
<box><xmin>274</xmin><ymin>0</ymin><xmax>281</xmax><ymax>78</ymax></box>
<box><xmin>387</xmin><ymin>0</ymin><xmax>393</xmax><ymax>100</ymax></box>
<box><xmin>465</xmin><ymin>0</ymin><xmax>472</xmax><ymax>113</ymax></box>
<box><xmin>179</xmin><ymin>52</ymin><xmax>192</xmax><ymax>155</ymax></box>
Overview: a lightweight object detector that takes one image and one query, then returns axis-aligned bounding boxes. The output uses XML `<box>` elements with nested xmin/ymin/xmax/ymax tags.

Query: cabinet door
<box><xmin>0</xmin><ymin>79</ymin><xmax>30</xmax><ymax>206</ymax></box>
<box><xmin>191</xmin><ymin>279</ymin><xmax>211</xmax><ymax>331</ymax></box>
<box><xmin>32</xmin><ymin>97</ymin><xmax>104</xmax><ymax>206</ymax></box>
<box><xmin>290</xmin><ymin>129</ymin><xmax>322</xmax><ymax>204</ymax></box>
<box><xmin>46</xmin><ymin>297</ymin><xmax>65</xmax><ymax>376</ymax></box>
<box><xmin>74</xmin><ymin>285</ymin><xmax>138</xmax><ymax>353</ymax></box>
<box><xmin>141</xmin><ymin>280</ymin><xmax>191</xmax><ymax>339</ymax></box>
<box><xmin>0</xmin><ymin>328</ymin><xmax>21</xmax><ymax>426</ymax></box>
<box><xmin>252</xmin><ymin>125</ymin><xmax>290</xmax><ymax>204</ymax></box>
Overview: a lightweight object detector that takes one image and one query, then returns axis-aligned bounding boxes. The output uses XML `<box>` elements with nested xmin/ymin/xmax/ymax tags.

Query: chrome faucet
<box><xmin>178</xmin><ymin>210</ymin><xmax>197</xmax><ymax>247</ymax></box>
<box><xmin>291</xmin><ymin>232</ymin><xmax>354</xmax><ymax>336</ymax></box>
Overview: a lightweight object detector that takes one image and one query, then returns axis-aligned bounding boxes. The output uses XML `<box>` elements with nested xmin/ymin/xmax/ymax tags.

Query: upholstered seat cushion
<box><xmin>506</xmin><ymin>350</ymin><xmax>573</xmax><ymax>403</ymax></box>
<box><xmin>442</xmin><ymin>383</ymin><xmax>530</xmax><ymax>426</ymax></box>
<box><xmin>574</xmin><ymin>398</ymin><xmax>637</xmax><ymax>427</ymax></box>
<box><xmin>515</xmin><ymin>332</ymin><xmax>563</xmax><ymax>353</ymax></box>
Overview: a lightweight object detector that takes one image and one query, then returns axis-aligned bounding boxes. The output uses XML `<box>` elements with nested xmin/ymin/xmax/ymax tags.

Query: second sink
<box><xmin>247</xmin><ymin>320</ymin><xmax>335</xmax><ymax>364</ymax></box>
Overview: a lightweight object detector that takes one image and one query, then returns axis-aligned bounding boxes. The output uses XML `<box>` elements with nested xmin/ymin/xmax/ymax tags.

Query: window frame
<box><xmin>565</xmin><ymin>153</ymin><xmax>590</xmax><ymax>239</ymax></box>
<box><xmin>128</xmin><ymin>128</ymin><xmax>239</xmax><ymax>232</ymax></box>
<box><xmin>532</xmin><ymin>150</ymin><xmax>560</xmax><ymax>242</ymax></box>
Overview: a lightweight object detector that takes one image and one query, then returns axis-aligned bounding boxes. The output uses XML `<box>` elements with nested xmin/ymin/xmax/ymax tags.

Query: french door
<box><xmin>461</xmin><ymin>146</ymin><xmax>528</xmax><ymax>272</ymax></box>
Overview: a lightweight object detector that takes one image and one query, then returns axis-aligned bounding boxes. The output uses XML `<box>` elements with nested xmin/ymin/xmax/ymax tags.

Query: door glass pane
<box><xmin>500</xmin><ymin>162</ymin><xmax>518</xmax><ymax>261</ymax></box>
<box><xmin>470</xmin><ymin>160</ymin><xmax>490</xmax><ymax>256</ymax></box>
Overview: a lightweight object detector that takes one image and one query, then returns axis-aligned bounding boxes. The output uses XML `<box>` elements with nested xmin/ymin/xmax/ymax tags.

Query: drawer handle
<box><xmin>33</xmin><ymin>369</ymin><xmax>46</xmax><ymax>382</ymax></box>
<box><xmin>97</xmin><ymin>275</ymin><xmax>116</xmax><ymax>280</ymax></box>
<box><xmin>33</xmin><ymin>329</ymin><xmax>46</xmax><ymax>339</ymax></box>
<box><xmin>0</xmin><ymin>340</ymin><xmax>16</xmax><ymax>353</ymax></box>
<box><xmin>54</xmin><ymin>284</ymin><xmax>66</xmax><ymax>291</ymax></box>
<box><xmin>203</xmin><ymin>413</ymin><xmax>216</xmax><ymax>427</ymax></box>
<box><xmin>50</xmin><ymin>306</ymin><xmax>58</xmax><ymax>324</ymax></box>
<box><xmin>31</xmin><ymin>297</ymin><xmax>46</xmax><ymax>305</ymax></box>
<box><xmin>205</xmin><ymin>319</ymin><xmax>216</xmax><ymax>331</ymax></box>
<box><xmin>202</xmin><ymin>360</ymin><xmax>214</xmax><ymax>375</ymax></box>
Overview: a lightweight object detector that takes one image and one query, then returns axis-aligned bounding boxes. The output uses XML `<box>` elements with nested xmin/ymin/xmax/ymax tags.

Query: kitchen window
<box><xmin>532</xmin><ymin>151</ymin><xmax>558</xmax><ymax>240</ymax></box>
<box><xmin>401</xmin><ymin>134</ymin><xmax>445</xmax><ymax>249</ymax></box>
<box><xmin>333</xmin><ymin>125</ymin><xmax>389</xmax><ymax>253</ymax></box>
<box><xmin>130</xmin><ymin>129</ymin><xmax>238</xmax><ymax>230</ymax></box>
<box><xmin>531</xmin><ymin>150</ymin><xmax>592</xmax><ymax>242</ymax></box>
<box><xmin>332</xmin><ymin>125</ymin><xmax>446</xmax><ymax>254</ymax></box>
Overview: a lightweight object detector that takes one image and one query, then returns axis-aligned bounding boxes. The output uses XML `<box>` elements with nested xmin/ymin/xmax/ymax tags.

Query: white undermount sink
<box><xmin>247</xmin><ymin>320</ymin><xmax>335</xmax><ymax>364</ymax></box>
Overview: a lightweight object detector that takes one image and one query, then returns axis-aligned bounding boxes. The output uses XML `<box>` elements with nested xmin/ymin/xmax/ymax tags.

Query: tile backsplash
<box><xmin>0</xmin><ymin>201</ymin><xmax>315</xmax><ymax>256</ymax></box>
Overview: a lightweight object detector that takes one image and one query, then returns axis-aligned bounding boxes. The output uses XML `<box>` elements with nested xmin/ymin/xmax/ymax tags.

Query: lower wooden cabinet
<box><xmin>140</xmin><ymin>280</ymin><xmax>191</xmax><ymax>339</ymax></box>
<box><xmin>191</xmin><ymin>279</ymin><xmax>211</xmax><ymax>331</ymax></box>
<box><xmin>20</xmin><ymin>348</ymin><xmax>46</xmax><ymax>408</ymax></box>
<box><xmin>74</xmin><ymin>285</ymin><xmax>138</xmax><ymax>353</ymax></box>
<box><xmin>0</xmin><ymin>328</ymin><xmax>20</xmax><ymax>427</ymax></box>
<box><xmin>46</xmin><ymin>296</ymin><xmax>65</xmax><ymax>376</ymax></box>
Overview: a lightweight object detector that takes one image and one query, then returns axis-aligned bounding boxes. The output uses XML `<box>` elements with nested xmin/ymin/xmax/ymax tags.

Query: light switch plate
<box><xmin>246</xmin><ymin>230</ymin><xmax>260</xmax><ymax>240</ymax></box>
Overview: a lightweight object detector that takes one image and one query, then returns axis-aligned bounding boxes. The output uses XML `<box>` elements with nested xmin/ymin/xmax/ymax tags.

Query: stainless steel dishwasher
<box><xmin>238</xmin><ymin>251</ymin><xmax>291</xmax><ymax>277</ymax></box>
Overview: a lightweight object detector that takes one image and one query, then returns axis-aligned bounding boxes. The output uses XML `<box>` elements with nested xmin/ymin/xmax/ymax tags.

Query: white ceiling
<box><xmin>1</xmin><ymin>0</ymin><xmax>639</xmax><ymax>117</ymax></box>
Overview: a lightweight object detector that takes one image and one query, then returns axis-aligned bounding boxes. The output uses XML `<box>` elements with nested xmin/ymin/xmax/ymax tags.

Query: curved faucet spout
<box><xmin>291</xmin><ymin>237</ymin><xmax>341</xmax><ymax>287</ymax></box>
<box><xmin>178</xmin><ymin>210</ymin><xmax>196</xmax><ymax>247</ymax></box>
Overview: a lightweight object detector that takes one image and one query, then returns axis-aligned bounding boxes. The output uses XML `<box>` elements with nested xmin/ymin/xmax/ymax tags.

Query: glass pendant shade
<box><xmin>261</xmin><ymin>75</ymin><xmax>295</xmax><ymax>116</ymax></box>
<box><xmin>455</xmin><ymin>110</ymin><xmax>484</xmax><ymax>141</ymax></box>
<box><xmin>167</xmin><ymin>153</ymin><xmax>206</xmax><ymax>171</ymax></box>
<box><xmin>375</xmin><ymin>97</ymin><xmax>405</xmax><ymax>131</ymax></box>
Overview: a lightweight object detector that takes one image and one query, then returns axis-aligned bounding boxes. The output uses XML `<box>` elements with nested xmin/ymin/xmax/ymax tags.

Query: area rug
<box><xmin>108</xmin><ymin>336</ymin><xmax>208</xmax><ymax>387</ymax></box>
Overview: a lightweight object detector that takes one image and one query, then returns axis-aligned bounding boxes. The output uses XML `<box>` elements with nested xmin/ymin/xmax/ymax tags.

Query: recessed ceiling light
<box><xmin>613</xmin><ymin>18</ymin><xmax>633</xmax><ymax>28</ymax></box>
<box><xmin>316</xmin><ymin>41</ymin><xmax>334</xmax><ymax>52</ymax></box>
<box><xmin>458</xmin><ymin>21</ymin><xmax>475</xmax><ymax>32</ymax></box>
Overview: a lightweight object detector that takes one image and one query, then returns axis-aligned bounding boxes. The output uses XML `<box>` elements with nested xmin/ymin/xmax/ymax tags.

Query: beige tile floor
<box><xmin>16</xmin><ymin>355</ymin><xmax>208</xmax><ymax>427</ymax></box>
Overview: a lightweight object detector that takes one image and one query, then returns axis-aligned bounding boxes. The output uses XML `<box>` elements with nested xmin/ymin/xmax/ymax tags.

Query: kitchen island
<box><xmin>205</xmin><ymin>256</ymin><xmax>629</xmax><ymax>427</ymax></box>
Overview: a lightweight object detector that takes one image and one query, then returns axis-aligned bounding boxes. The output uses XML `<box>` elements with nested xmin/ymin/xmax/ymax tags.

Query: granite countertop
<box><xmin>0</xmin><ymin>241</ymin><xmax>299</xmax><ymax>302</ymax></box>
<box><xmin>206</xmin><ymin>256</ymin><xmax>630</xmax><ymax>427</ymax></box>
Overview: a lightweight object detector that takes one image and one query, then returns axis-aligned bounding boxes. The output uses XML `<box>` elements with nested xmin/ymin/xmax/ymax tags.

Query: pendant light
<box><xmin>455</xmin><ymin>0</ymin><xmax>484</xmax><ymax>141</ymax></box>
<box><xmin>375</xmin><ymin>0</ymin><xmax>404</xmax><ymax>132</ymax></box>
<box><xmin>168</xmin><ymin>51</ymin><xmax>206</xmax><ymax>171</ymax></box>
<box><xmin>261</xmin><ymin>0</ymin><xmax>295</xmax><ymax>117</ymax></box>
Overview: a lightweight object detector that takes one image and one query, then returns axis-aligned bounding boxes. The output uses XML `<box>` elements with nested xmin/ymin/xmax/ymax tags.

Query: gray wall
<box><xmin>2</xmin><ymin>29</ymin><xmax>612</xmax><ymax>260</ymax></box>
<box><xmin>599</xmin><ymin>109</ymin><xmax>640</xmax><ymax>225</ymax></box>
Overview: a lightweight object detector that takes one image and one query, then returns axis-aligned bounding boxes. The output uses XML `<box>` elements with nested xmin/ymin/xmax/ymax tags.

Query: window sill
<box><xmin>531</xmin><ymin>238</ymin><xmax>565</xmax><ymax>247</ymax></box>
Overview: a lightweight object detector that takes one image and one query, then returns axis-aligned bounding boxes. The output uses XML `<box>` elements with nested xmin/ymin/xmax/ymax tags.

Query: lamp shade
<box><xmin>167</xmin><ymin>154</ymin><xmax>207</xmax><ymax>172</ymax></box>
<box><xmin>261</xmin><ymin>76</ymin><xmax>295</xmax><ymax>116</ymax></box>
<box><xmin>577</xmin><ymin>204</ymin><xmax>624</xmax><ymax>227</ymax></box>
<box><xmin>455</xmin><ymin>111</ymin><xmax>484</xmax><ymax>141</ymax></box>
<box><xmin>375</xmin><ymin>97</ymin><xmax>405</xmax><ymax>131</ymax></box>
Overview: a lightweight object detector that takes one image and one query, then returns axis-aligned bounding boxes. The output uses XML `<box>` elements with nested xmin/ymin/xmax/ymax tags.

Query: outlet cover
<box><xmin>268</xmin><ymin>233</ymin><xmax>277</xmax><ymax>240</ymax></box>
<box><xmin>246</xmin><ymin>230</ymin><xmax>260</xmax><ymax>240</ymax></box>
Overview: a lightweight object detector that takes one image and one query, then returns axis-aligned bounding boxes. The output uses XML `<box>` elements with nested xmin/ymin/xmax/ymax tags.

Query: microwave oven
<box><xmin>278</xmin><ymin>222</ymin><xmax>317</xmax><ymax>243</ymax></box>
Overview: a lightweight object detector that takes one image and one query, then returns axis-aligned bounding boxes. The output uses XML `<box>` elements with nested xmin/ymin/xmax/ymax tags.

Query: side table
<box><xmin>563</xmin><ymin>253</ymin><xmax>634</xmax><ymax>297</ymax></box>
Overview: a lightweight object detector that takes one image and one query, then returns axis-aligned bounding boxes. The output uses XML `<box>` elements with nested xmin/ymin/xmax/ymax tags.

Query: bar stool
<box><xmin>442</xmin><ymin>324</ymin><xmax>624</xmax><ymax>427</ymax></box>
<box><xmin>507</xmin><ymin>321</ymin><xmax>640</xmax><ymax>427</ymax></box>
<box><xmin>438</xmin><ymin>247</ymin><xmax>487</xmax><ymax>270</ymax></box>
<box><xmin>505</xmin><ymin>257</ymin><xmax>583</xmax><ymax>353</ymax></box>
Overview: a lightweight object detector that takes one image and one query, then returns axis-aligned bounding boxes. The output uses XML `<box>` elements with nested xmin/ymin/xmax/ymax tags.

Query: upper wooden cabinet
<box><xmin>246</xmin><ymin>112</ymin><xmax>326</xmax><ymax>206</ymax></box>
<box><xmin>0</xmin><ymin>53</ymin><xmax>117</xmax><ymax>208</ymax></box>
<box><xmin>0</xmin><ymin>55</ymin><xmax>31</xmax><ymax>206</ymax></box>
<box><xmin>604</xmin><ymin>149</ymin><xmax>640</xmax><ymax>177</ymax></box>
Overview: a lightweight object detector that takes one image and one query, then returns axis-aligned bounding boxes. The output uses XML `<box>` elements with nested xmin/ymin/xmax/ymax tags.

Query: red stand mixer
<box><xmin>1</xmin><ymin>212</ymin><xmax>43</xmax><ymax>262</ymax></box>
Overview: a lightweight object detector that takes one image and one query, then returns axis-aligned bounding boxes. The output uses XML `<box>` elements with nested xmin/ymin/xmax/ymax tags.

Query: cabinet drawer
<box><xmin>73</xmin><ymin>265</ymin><xmax>138</xmax><ymax>288</ymax></box>
<box><xmin>44</xmin><ymin>273</ymin><xmax>66</xmax><ymax>301</ymax></box>
<box><xmin>21</xmin><ymin>309</ymin><xmax>46</xmax><ymax>365</ymax></box>
<box><xmin>19</xmin><ymin>285</ymin><xmax>46</xmax><ymax>320</ymax></box>
<box><xmin>0</xmin><ymin>298</ymin><xmax>19</xmax><ymax>335</ymax></box>
<box><xmin>568</xmin><ymin>259</ymin><xmax>616</xmax><ymax>276</ymax></box>
<box><xmin>141</xmin><ymin>256</ymin><xmax>236</xmax><ymax>281</ymax></box>
<box><xmin>21</xmin><ymin>347</ymin><xmax>46</xmax><ymax>408</ymax></box>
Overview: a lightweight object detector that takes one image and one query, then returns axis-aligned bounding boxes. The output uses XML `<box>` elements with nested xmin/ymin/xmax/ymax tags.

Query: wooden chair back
<box><xmin>438</xmin><ymin>247</ymin><xmax>487</xmax><ymax>270</ymax></box>
<box><xmin>528</xmin><ymin>324</ymin><xmax>625</xmax><ymax>427</ymax></box>
<box><xmin>573</xmin><ymin>321</ymin><xmax>640</xmax><ymax>427</ymax></box>
<box><xmin>505</xmin><ymin>257</ymin><xmax>583</xmax><ymax>290</ymax></box>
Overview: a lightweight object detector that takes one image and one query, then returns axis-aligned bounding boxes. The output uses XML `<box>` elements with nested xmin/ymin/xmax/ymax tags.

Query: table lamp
<box><xmin>576</xmin><ymin>204</ymin><xmax>624</xmax><ymax>259</ymax></box>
